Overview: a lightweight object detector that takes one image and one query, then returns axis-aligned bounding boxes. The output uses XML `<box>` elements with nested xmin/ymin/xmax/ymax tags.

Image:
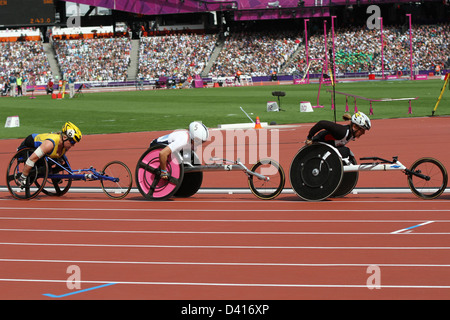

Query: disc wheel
<box><xmin>248</xmin><ymin>158</ymin><xmax>285</xmax><ymax>200</ymax></box>
<box><xmin>135</xmin><ymin>145</ymin><xmax>184</xmax><ymax>200</ymax></box>
<box><xmin>41</xmin><ymin>157</ymin><xmax>72</xmax><ymax>197</ymax></box>
<box><xmin>6</xmin><ymin>147</ymin><xmax>48</xmax><ymax>200</ymax></box>
<box><xmin>331</xmin><ymin>154</ymin><xmax>358</xmax><ymax>198</ymax></box>
<box><xmin>174</xmin><ymin>171</ymin><xmax>203</xmax><ymax>197</ymax></box>
<box><xmin>289</xmin><ymin>143</ymin><xmax>343</xmax><ymax>201</ymax></box>
<box><xmin>407</xmin><ymin>157</ymin><xmax>448</xmax><ymax>200</ymax></box>
<box><xmin>101</xmin><ymin>161</ymin><xmax>133</xmax><ymax>199</ymax></box>
<box><xmin>175</xmin><ymin>151</ymin><xmax>203</xmax><ymax>198</ymax></box>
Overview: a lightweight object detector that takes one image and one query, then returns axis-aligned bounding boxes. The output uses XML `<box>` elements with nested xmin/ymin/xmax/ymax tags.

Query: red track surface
<box><xmin>1</xmin><ymin>117</ymin><xmax>450</xmax><ymax>300</ymax></box>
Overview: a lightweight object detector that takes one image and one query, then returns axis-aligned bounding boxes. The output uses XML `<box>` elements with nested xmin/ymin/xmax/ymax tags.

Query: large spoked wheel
<box><xmin>41</xmin><ymin>157</ymin><xmax>72</xmax><ymax>197</ymax></box>
<box><xmin>248</xmin><ymin>158</ymin><xmax>285</xmax><ymax>200</ymax></box>
<box><xmin>6</xmin><ymin>147</ymin><xmax>48</xmax><ymax>200</ymax></box>
<box><xmin>407</xmin><ymin>157</ymin><xmax>448</xmax><ymax>200</ymax></box>
<box><xmin>290</xmin><ymin>143</ymin><xmax>344</xmax><ymax>201</ymax></box>
<box><xmin>135</xmin><ymin>145</ymin><xmax>184</xmax><ymax>200</ymax></box>
<box><xmin>330</xmin><ymin>154</ymin><xmax>358</xmax><ymax>198</ymax></box>
<box><xmin>101</xmin><ymin>161</ymin><xmax>133</xmax><ymax>199</ymax></box>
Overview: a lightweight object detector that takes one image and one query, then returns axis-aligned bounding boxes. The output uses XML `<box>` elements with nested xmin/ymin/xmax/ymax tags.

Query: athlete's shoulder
<box><xmin>34</xmin><ymin>132</ymin><xmax>60</xmax><ymax>140</ymax></box>
<box><xmin>169</xmin><ymin>129</ymin><xmax>189</xmax><ymax>141</ymax></box>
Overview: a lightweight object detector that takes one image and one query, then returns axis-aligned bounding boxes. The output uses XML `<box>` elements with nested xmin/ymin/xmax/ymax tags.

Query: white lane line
<box><xmin>0</xmin><ymin>228</ymin><xmax>450</xmax><ymax>235</ymax></box>
<box><xmin>1</xmin><ymin>242</ymin><xmax>450</xmax><ymax>249</ymax></box>
<box><xmin>1</xmin><ymin>217</ymin><xmax>450</xmax><ymax>223</ymax></box>
<box><xmin>1</xmin><ymin>207</ymin><xmax>450</xmax><ymax>212</ymax></box>
<box><xmin>1</xmin><ymin>258</ymin><xmax>450</xmax><ymax>267</ymax></box>
<box><xmin>1</xmin><ymin>278</ymin><xmax>450</xmax><ymax>289</ymax></box>
<box><xmin>391</xmin><ymin>221</ymin><xmax>435</xmax><ymax>234</ymax></box>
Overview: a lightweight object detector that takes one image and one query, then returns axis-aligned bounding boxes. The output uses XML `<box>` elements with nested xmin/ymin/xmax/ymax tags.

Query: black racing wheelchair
<box><xmin>289</xmin><ymin>142</ymin><xmax>448</xmax><ymax>201</ymax></box>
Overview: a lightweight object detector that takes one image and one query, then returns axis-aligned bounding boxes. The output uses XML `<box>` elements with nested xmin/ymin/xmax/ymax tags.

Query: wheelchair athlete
<box><xmin>17</xmin><ymin>121</ymin><xmax>82</xmax><ymax>188</ymax></box>
<box><xmin>150</xmin><ymin>121</ymin><xmax>209</xmax><ymax>180</ymax></box>
<box><xmin>305</xmin><ymin>111</ymin><xmax>371</xmax><ymax>159</ymax></box>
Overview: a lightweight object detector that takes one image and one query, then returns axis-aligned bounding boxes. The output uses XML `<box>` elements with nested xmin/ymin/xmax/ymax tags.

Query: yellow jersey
<box><xmin>32</xmin><ymin>133</ymin><xmax>67</xmax><ymax>159</ymax></box>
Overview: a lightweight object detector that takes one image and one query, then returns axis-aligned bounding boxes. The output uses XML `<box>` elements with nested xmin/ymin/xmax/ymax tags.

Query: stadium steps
<box><xmin>280</xmin><ymin>43</ymin><xmax>305</xmax><ymax>74</ymax></box>
<box><xmin>127</xmin><ymin>39</ymin><xmax>140</xmax><ymax>81</ymax></box>
<box><xmin>201</xmin><ymin>38</ymin><xmax>225</xmax><ymax>77</ymax></box>
<box><xmin>43</xmin><ymin>43</ymin><xmax>62</xmax><ymax>79</ymax></box>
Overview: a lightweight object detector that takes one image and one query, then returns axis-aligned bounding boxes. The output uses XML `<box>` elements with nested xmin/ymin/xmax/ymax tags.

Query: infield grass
<box><xmin>0</xmin><ymin>79</ymin><xmax>448</xmax><ymax>139</ymax></box>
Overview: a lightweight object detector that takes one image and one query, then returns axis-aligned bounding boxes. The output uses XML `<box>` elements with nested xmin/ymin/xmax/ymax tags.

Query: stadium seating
<box><xmin>0</xmin><ymin>23</ymin><xmax>448</xmax><ymax>89</ymax></box>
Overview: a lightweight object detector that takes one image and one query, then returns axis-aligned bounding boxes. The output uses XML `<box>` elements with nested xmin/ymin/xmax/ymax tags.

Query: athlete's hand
<box><xmin>305</xmin><ymin>139</ymin><xmax>313</xmax><ymax>146</ymax></box>
<box><xmin>160</xmin><ymin>169</ymin><xmax>169</xmax><ymax>180</ymax></box>
<box><xmin>18</xmin><ymin>174</ymin><xmax>28</xmax><ymax>189</ymax></box>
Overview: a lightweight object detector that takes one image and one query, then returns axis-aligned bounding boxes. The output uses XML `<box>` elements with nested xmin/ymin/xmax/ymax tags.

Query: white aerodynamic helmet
<box><xmin>351</xmin><ymin>111</ymin><xmax>371</xmax><ymax>131</ymax></box>
<box><xmin>189</xmin><ymin>121</ymin><xmax>209</xmax><ymax>143</ymax></box>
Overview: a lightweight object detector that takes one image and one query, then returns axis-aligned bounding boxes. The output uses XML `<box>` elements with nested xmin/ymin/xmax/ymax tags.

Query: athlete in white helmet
<box><xmin>150</xmin><ymin>121</ymin><xmax>209</xmax><ymax>180</ymax></box>
<box><xmin>305</xmin><ymin>112</ymin><xmax>371</xmax><ymax>158</ymax></box>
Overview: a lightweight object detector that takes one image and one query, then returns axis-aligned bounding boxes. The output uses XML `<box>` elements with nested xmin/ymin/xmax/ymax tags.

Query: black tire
<box><xmin>6</xmin><ymin>147</ymin><xmax>48</xmax><ymax>200</ymax></box>
<box><xmin>248</xmin><ymin>158</ymin><xmax>285</xmax><ymax>200</ymax></box>
<box><xmin>407</xmin><ymin>157</ymin><xmax>448</xmax><ymax>200</ymax></box>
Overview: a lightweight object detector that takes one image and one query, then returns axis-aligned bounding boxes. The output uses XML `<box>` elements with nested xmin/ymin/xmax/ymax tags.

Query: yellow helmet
<box><xmin>62</xmin><ymin>121</ymin><xmax>82</xmax><ymax>143</ymax></box>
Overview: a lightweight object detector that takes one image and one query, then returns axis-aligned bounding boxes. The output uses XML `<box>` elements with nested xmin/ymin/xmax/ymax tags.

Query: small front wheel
<box><xmin>248</xmin><ymin>159</ymin><xmax>285</xmax><ymax>200</ymax></box>
<box><xmin>407</xmin><ymin>157</ymin><xmax>448</xmax><ymax>200</ymax></box>
<box><xmin>100</xmin><ymin>161</ymin><xmax>132</xmax><ymax>199</ymax></box>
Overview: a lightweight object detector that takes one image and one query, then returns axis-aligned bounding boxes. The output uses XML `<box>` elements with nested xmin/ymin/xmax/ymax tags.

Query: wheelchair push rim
<box><xmin>6</xmin><ymin>147</ymin><xmax>49</xmax><ymax>200</ymax></box>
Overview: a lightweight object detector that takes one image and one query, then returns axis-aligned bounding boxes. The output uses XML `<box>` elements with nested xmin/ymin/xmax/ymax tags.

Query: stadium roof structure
<box><xmin>62</xmin><ymin>0</ymin><xmax>332</xmax><ymax>20</ymax></box>
<box><xmin>61</xmin><ymin>0</ymin><xmax>442</xmax><ymax>20</ymax></box>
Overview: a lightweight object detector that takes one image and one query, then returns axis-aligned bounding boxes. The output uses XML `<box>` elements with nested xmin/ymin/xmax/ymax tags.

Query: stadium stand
<box><xmin>137</xmin><ymin>33</ymin><xmax>218</xmax><ymax>83</ymax></box>
<box><xmin>53</xmin><ymin>37</ymin><xmax>131</xmax><ymax>82</ymax></box>
<box><xmin>0</xmin><ymin>29</ymin><xmax>53</xmax><ymax>89</ymax></box>
<box><xmin>284</xmin><ymin>24</ymin><xmax>449</xmax><ymax>76</ymax></box>
<box><xmin>0</xmin><ymin>20</ymin><xmax>448</xmax><ymax>93</ymax></box>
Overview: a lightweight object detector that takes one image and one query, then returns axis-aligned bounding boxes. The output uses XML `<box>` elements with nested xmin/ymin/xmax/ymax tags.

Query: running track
<box><xmin>1</xmin><ymin>117</ymin><xmax>450</xmax><ymax>300</ymax></box>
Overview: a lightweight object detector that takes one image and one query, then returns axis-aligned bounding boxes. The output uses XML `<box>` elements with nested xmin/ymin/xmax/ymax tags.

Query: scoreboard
<box><xmin>0</xmin><ymin>0</ymin><xmax>55</xmax><ymax>26</ymax></box>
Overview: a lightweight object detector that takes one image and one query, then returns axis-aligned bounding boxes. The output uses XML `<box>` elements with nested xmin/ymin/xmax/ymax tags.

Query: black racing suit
<box><xmin>306</xmin><ymin>120</ymin><xmax>354</xmax><ymax>158</ymax></box>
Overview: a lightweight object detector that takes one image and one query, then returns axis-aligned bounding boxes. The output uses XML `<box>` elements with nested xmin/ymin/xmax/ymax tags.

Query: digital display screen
<box><xmin>0</xmin><ymin>0</ymin><xmax>55</xmax><ymax>26</ymax></box>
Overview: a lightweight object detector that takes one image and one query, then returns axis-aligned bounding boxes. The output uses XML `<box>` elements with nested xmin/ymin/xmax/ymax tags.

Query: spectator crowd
<box><xmin>0</xmin><ymin>41</ymin><xmax>53</xmax><ymax>88</ymax></box>
<box><xmin>208</xmin><ymin>30</ymin><xmax>300</xmax><ymax>78</ymax></box>
<box><xmin>285</xmin><ymin>23</ymin><xmax>449</xmax><ymax>76</ymax></box>
<box><xmin>137</xmin><ymin>33</ymin><xmax>217</xmax><ymax>81</ymax></box>
<box><xmin>53</xmin><ymin>37</ymin><xmax>131</xmax><ymax>82</ymax></box>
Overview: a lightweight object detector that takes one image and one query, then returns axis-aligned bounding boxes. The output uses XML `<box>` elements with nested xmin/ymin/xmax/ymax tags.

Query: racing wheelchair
<box><xmin>135</xmin><ymin>144</ymin><xmax>285</xmax><ymax>201</ymax></box>
<box><xmin>6</xmin><ymin>147</ymin><xmax>132</xmax><ymax>200</ymax></box>
<box><xmin>289</xmin><ymin>142</ymin><xmax>448</xmax><ymax>201</ymax></box>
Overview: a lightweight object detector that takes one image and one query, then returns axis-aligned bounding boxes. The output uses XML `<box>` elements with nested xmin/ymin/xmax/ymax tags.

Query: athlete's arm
<box><xmin>19</xmin><ymin>140</ymin><xmax>54</xmax><ymax>187</ymax></box>
<box><xmin>159</xmin><ymin>131</ymin><xmax>190</xmax><ymax>179</ymax></box>
<box><xmin>159</xmin><ymin>146</ymin><xmax>172</xmax><ymax>172</ymax></box>
<box><xmin>21</xmin><ymin>140</ymin><xmax>54</xmax><ymax>177</ymax></box>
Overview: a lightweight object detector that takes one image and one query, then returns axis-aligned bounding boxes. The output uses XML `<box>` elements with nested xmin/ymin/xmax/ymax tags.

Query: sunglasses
<box><xmin>65</xmin><ymin>138</ymin><xmax>76</xmax><ymax>145</ymax></box>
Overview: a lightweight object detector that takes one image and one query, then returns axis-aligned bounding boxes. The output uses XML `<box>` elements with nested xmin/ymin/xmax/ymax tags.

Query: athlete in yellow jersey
<box><xmin>17</xmin><ymin>122</ymin><xmax>82</xmax><ymax>188</ymax></box>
